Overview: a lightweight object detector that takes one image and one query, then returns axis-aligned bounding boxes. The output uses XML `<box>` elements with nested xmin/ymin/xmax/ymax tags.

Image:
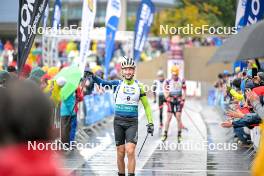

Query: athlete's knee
<box><xmin>126</xmin><ymin>150</ymin><xmax>135</xmax><ymax>158</ymax></box>
<box><xmin>118</xmin><ymin>150</ymin><xmax>125</xmax><ymax>158</ymax></box>
<box><xmin>117</xmin><ymin>145</ymin><xmax>125</xmax><ymax>159</ymax></box>
<box><xmin>176</xmin><ymin>112</ymin><xmax>181</xmax><ymax>118</ymax></box>
<box><xmin>126</xmin><ymin>145</ymin><xmax>135</xmax><ymax>157</ymax></box>
<box><xmin>167</xmin><ymin>114</ymin><xmax>173</xmax><ymax>120</ymax></box>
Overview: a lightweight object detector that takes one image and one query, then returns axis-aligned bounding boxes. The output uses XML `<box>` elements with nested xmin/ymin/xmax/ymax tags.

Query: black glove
<box><xmin>84</xmin><ymin>69</ymin><xmax>94</xmax><ymax>78</ymax></box>
<box><xmin>147</xmin><ymin>123</ymin><xmax>154</xmax><ymax>136</ymax></box>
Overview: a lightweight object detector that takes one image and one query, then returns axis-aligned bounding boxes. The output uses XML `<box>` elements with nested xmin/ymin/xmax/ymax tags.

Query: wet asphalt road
<box><xmin>61</xmin><ymin>99</ymin><xmax>252</xmax><ymax>176</ymax></box>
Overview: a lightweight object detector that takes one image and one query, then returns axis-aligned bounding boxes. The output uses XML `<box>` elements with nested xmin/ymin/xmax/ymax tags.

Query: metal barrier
<box><xmin>52</xmin><ymin>106</ymin><xmax>61</xmax><ymax>141</ymax></box>
<box><xmin>206</xmin><ymin>86</ymin><xmax>261</xmax><ymax>168</ymax></box>
<box><xmin>75</xmin><ymin>92</ymin><xmax>115</xmax><ymax>143</ymax></box>
<box><xmin>246</xmin><ymin>127</ymin><xmax>261</xmax><ymax>168</ymax></box>
<box><xmin>83</xmin><ymin>92</ymin><xmax>115</xmax><ymax>126</ymax></box>
<box><xmin>51</xmin><ymin>92</ymin><xmax>115</xmax><ymax>144</ymax></box>
<box><xmin>250</xmin><ymin>127</ymin><xmax>261</xmax><ymax>149</ymax></box>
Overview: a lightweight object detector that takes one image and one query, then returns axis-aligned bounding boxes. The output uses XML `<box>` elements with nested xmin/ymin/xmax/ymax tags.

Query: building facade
<box><xmin>0</xmin><ymin>0</ymin><xmax>177</xmax><ymax>39</ymax></box>
<box><xmin>63</xmin><ymin>0</ymin><xmax>176</xmax><ymax>28</ymax></box>
<box><xmin>0</xmin><ymin>0</ymin><xmax>18</xmax><ymax>39</ymax></box>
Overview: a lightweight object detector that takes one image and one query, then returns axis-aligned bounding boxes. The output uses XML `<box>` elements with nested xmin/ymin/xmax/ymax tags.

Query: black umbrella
<box><xmin>208</xmin><ymin>20</ymin><xmax>264</xmax><ymax>64</ymax></box>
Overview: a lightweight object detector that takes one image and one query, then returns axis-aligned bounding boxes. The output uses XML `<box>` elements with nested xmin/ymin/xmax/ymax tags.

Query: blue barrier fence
<box><xmin>207</xmin><ymin>89</ymin><xmax>216</xmax><ymax>106</ymax></box>
<box><xmin>84</xmin><ymin>92</ymin><xmax>115</xmax><ymax>126</ymax></box>
<box><xmin>207</xmin><ymin>89</ymin><xmax>226</xmax><ymax>111</ymax></box>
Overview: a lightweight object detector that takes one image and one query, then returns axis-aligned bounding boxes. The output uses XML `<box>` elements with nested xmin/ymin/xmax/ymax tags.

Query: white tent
<box><xmin>42</xmin><ymin>27</ymin><xmax>134</xmax><ymax>66</ymax></box>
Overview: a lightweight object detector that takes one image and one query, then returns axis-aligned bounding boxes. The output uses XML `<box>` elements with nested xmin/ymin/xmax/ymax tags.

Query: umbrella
<box><xmin>208</xmin><ymin>20</ymin><xmax>264</xmax><ymax>64</ymax></box>
<box><xmin>55</xmin><ymin>66</ymin><xmax>82</xmax><ymax>100</ymax></box>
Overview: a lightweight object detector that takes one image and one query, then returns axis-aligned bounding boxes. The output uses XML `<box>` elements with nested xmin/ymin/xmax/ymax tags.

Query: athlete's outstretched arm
<box><xmin>139</xmin><ymin>84</ymin><xmax>153</xmax><ymax>124</ymax></box>
<box><xmin>92</xmin><ymin>75</ymin><xmax>120</xmax><ymax>87</ymax></box>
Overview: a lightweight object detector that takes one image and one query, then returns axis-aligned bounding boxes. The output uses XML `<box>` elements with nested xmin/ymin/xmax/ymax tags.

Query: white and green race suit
<box><xmin>93</xmin><ymin>76</ymin><xmax>153</xmax><ymax>123</ymax></box>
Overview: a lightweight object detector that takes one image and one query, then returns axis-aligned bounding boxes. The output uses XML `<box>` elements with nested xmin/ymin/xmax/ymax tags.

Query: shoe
<box><xmin>177</xmin><ymin>135</ymin><xmax>182</xmax><ymax>143</ymax></box>
<box><xmin>177</xmin><ymin>130</ymin><xmax>182</xmax><ymax>143</ymax></box>
<box><xmin>239</xmin><ymin>143</ymin><xmax>252</xmax><ymax>148</ymax></box>
<box><xmin>161</xmin><ymin>134</ymin><xmax>167</xmax><ymax>142</ymax></box>
<box><xmin>238</xmin><ymin>140</ymin><xmax>252</xmax><ymax>148</ymax></box>
<box><xmin>159</xmin><ymin>124</ymin><xmax>163</xmax><ymax>129</ymax></box>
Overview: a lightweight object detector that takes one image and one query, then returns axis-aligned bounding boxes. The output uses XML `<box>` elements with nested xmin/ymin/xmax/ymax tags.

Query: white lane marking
<box><xmin>79</xmin><ymin>133</ymin><xmax>113</xmax><ymax>161</ymax></box>
<box><xmin>136</xmin><ymin>107</ymin><xmax>161</xmax><ymax>170</ymax></box>
<box><xmin>136</xmin><ymin>140</ymin><xmax>160</xmax><ymax>169</ymax></box>
<box><xmin>60</xmin><ymin>168</ymin><xmax>250</xmax><ymax>173</ymax></box>
<box><xmin>62</xmin><ymin>133</ymin><xmax>113</xmax><ymax>172</ymax></box>
<box><xmin>67</xmin><ymin>101</ymin><xmax>165</xmax><ymax>172</ymax></box>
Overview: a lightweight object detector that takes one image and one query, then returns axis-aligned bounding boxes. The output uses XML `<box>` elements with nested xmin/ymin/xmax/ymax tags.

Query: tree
<box><xmin>151</xmin><ymin>0</ymin><xmax>237</xmax><ymax>36</ymax></box>
<box><xmin>180</xmin><ymin>0</ymin><xmax>236</xmax><ymax>26</ymax></box>
<box><xmin>151</xmin><ymin>0</ymin><xmax>214</xmax><ymax>36</ymax></box>
<box><xmin>209</xmin><ymin>0</ymin><xmax>237</xmax><ymax>26</ymax></box>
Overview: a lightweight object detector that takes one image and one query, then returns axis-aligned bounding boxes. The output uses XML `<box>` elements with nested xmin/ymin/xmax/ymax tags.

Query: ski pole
<box><xmin>138</xmin><ymin>133</ymin><xmax>149</xmax><ymax>157</ymax></box>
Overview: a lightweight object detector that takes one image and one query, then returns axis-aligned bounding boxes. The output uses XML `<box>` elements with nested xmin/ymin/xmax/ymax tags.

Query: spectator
<box><xmin>4</xmin><ymin>41</ymin><xmax>13</xmax><ymax>51</ymax></box>
<box><xmin>70</xmin><ymin>85</ymin><xmax>84</xmax><ymax>143</ymax></box>
<box><xmin>217</xmin><ymin>60</ymin><xmax>264</xmax><ymax>148</ymax></box>
<box><xmin>57</xmin><ymin>77</ymin><xmax>76</xmax><ymax>149</ymax></box>
<box><xmin>21</xmin><ymin>64</ymin><xmax>32</xmax><ymax>79</ymax></box>
<box><xmin>0</xmin><ymin>71</ymin><xmax>11</xmax><ymax>87</ymax></box>
<box><xmin>0</xmin><ymin>80</ymin><xmax>65</xmax><ymax>176</ymax></box>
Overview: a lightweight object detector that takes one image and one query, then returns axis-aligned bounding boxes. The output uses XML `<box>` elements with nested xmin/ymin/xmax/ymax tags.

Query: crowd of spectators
<box><xmin>214</xmin><ymin>60</ymin><xmax>264</xmax><ymax>147</ymax></box>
